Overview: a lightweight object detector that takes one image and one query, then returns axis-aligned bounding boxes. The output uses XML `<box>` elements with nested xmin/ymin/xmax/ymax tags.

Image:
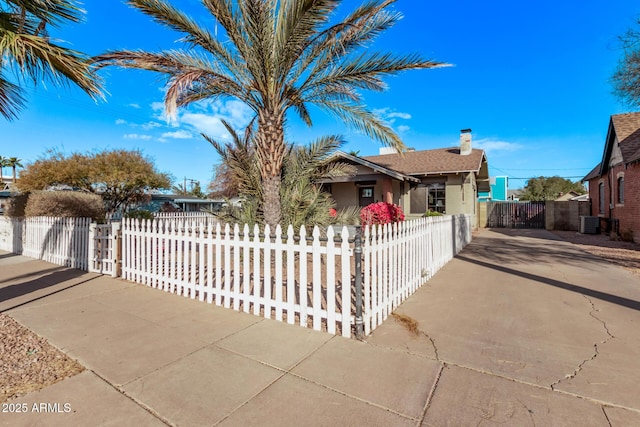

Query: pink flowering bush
<box><xmin>360</xmin><ymin>202</ymin><xmax>405</xmax><ymax>226</ymax></box>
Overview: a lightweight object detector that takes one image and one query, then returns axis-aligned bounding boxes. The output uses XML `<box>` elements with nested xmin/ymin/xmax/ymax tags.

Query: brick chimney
<box><xmin>460</xmin><ymin>128</ymin><xmax>472</xmax><ymax>156</ymax></box>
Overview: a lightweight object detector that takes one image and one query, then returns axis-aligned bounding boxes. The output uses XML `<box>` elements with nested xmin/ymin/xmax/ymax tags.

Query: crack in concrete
<box><xmin>90</xmin><ymin>369</ymin><xmax>174</xmax><ymax>426</ymax></box>
<box><xmin>550</xmin><ymin>295</ymin><xmax>615</xmax><ymax>391</ymax></box>
<box><xmin>418</xmin><ymin>363</ymin><xmax>445</xmax><ymax>426</ymax></box>
<box><xmin>516</xmin><ymin>398</ymin><xmax>536</xmax><ymax>427</ymax></box>
<box><xmin>601</xmin><ymin>406</ymin><xmax>613</xmax><ymax>427</ymax></box>
<box><xmin>419</xmin><ymin>330</ymin><xmax>440</xmax><ymax>362</ymax></box>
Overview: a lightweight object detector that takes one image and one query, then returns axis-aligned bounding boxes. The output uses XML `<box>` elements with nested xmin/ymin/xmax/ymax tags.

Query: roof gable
<box><xmin>611</xmin><ymin>113</ymin><xmax>640</xmax><ymax>164</ymax></box>
<box><xmin>584</xmin><ymin>112</ymin><xmax>640</xmax><ymax>181</ymax></box>
<box><xmin>327</xmin><ymin>151</ymin><xmax>420</xmax><ymax>182</ymax></box>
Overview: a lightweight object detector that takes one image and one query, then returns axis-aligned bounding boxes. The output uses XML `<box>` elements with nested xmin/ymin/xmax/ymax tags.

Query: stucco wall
<box><xmin>444</xmin><ymin>174</ymin><xmax>476</xmax><ymax>216</ymax></box>
<box><xmin>544</xmin><ymin>201</ymin><xmax>591</xmax><ymax>231</ymax></box>
<box><xmin>331</xmin><ymin>183</ymin><xmax>357</xmax><ymax>209</ymax></box>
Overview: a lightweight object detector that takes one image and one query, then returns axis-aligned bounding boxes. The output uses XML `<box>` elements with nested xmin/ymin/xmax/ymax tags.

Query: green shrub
<box><xmin>25</xmin><ymin>191</ymin><xmax>105</xmax><ymax>220</ymax></box>
<box><xmin>124</xmin><ymin>209</ymin><xmax>155</xmax><ymax>220</ymax></box>
<box><xmin>423</xmin><ymin>209</ymin><xmax>443</xmax><ymax>217</ymax></box>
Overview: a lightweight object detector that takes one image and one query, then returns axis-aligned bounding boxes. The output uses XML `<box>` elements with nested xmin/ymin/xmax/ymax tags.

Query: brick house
<box><xmin>324</xmin><ymin>130</ymin><xmax>490</xmax><ymax>222</ymax></box>
<box><xmin>583</xmin><ymin>112</ymin><xmax>640</xmax><ymax>240</ymax></box>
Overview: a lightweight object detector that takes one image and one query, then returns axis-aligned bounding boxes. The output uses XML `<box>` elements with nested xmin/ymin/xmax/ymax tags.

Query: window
<box><xmin>618</xmin><ymin>176</ymin><xmax>624</xmax><ymax>204</ymax></box>
<box><xmin>410</xmin><ymin>183</ymin><xmax>446</xmax><ymax>214</ymax></box>
<box><xmin>599</xmin><ymin>182</ymin><xmax>605</xmax><ymax>214</ymax></box>
<box><xmin>428</xmin><ymin>184</ymin><xmax>446</xmax><ymax>213</ymax></box>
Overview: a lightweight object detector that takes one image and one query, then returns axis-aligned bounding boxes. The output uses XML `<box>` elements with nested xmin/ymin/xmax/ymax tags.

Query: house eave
<box><xmin>328</xmin><ymin>151</ymin><xmax>420</xmax><ymax>183</ymax></box>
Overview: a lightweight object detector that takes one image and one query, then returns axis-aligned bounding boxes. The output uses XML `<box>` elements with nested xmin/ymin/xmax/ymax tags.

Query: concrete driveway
<box><xmin>369</xmin><ymin>228</ymin><xmax>640</xmax><ymax>425</ymax></box>
<box><xmin>2</xmin><ymin>228</ymin><xmax>640</xmax><ymax>426</ymax></box>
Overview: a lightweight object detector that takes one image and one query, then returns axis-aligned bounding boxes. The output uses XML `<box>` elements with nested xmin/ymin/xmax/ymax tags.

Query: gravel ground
<box><xmin>2</xmin><ymin>229</ymin><xmax>639</xmax><ymax>403</ymax></box>
<box><xmin>550</xmin><ymin>230</ymin><xmax>640</xmax><ymax>276</ymax></box>
<box><xmin>0</xmin><ymin>314</ymin><xmax>84</xmax><ymax>403</ymax></box>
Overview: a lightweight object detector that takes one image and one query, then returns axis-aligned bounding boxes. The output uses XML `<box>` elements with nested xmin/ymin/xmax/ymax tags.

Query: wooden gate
<box><xmin>88</xmin><ymin>223</ymin><xmax>121</xmax><ymax>277</ymax></box>
<box><xmin>486</xmin><ymin>201</ymin><xmax>546</xmax><ymax>229</ymax></box>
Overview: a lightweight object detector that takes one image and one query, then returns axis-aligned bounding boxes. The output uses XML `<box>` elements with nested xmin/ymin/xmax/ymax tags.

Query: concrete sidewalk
<box><xmin>2</xmin><ymin>229</ymin><xmax>640</xmax><ymax>426</ymax></box>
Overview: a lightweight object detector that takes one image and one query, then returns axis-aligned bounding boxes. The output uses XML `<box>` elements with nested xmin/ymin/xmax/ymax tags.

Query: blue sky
<box><xmin>4</xmin><ymin>0</ymin><xmax>640</xmax><ymax>190</ymax></box>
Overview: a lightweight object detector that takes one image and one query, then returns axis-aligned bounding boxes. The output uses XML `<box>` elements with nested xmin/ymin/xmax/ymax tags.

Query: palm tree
<box><xmin>0</xmin><ymin>0</ymin><xmax>102</xmax><ymax>120</ymax></box>
<box><xmin>0</xmin><ymin>156</ymin><xmax>8</xmax><ymax>181</ymax></box>
<box><xmin>7</xmin><ymin>156</ymin><xmax>23</xmax><ymax>182</ymax></box>
<box><xmin>205</xmin><ymin>121</ymin><xmax>358</xmax><ymax>229</ymax></box>
<box><xmin>94</xmin><ymin>0</ymin><xmax>448</xmax><ymax>228</ymax></box>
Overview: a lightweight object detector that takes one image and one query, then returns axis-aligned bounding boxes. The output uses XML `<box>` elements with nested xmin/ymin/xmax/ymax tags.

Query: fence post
<box><xmin>354</xmin><ymin>227</ymin><xmax>364</xmax><ymax>340</ymax></box>
<box><xmin>88</xmin><ymin>223</ymin><xmax>97</xmax><ymax>273</ymax></box>
<box><xmin>112</xmin><ymin>222</ymin><xmax>122</xmax><ymax>278</ymax></box>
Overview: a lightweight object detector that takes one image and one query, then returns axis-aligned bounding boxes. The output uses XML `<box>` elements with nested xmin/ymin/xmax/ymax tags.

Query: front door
<box><xmin>359</xmin><ymin>187</ymin><xmax>374</xmax><ymax>207</ymax></box>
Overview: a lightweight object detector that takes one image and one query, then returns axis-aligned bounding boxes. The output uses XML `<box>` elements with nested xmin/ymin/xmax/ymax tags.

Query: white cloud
<box><xmin>124</xmin><ymin>133</ymin><xmax>152</xmax><ymax>140</ymax></box>
<box><xmin>474</xmin><ymin>138</ymin><xmax>523</xmax><ymax>153</ymax></box>
<box><xmin>151</xmin><ymin>101</ymin><xmax>165</xmax><ymax>112</ymax></box>
<box><xmin>161</xmin><ymin>130</ymin><xmax>193</xmax><ymax>139</ymax></box>
<box><xmin>387</xmin><ymin>112</ymin><xmax>412</xmax><ymax>120</ymax></box>
<box><xmin>128</xmin><ymin>103</ymin><xmax>141</xmax><ymax>109</ymax></box>
<box><xmin>115</xmin><ymin>119</ymin><xmax>127</xmax><ymax>125</ymax></box>
<box><xmin>373</xmin><ymin>107</ymin><xmax>412</xmax><ymax>129</ymax></box>
<box><xmin>141</xmin><ymin>121</ymin><xmax>162</xmax><ymax>130</ymax></box>
<box><xmin>177</xmin><ymin>99</ymin><xmax>254</xmax><ymax>139</ymax></box>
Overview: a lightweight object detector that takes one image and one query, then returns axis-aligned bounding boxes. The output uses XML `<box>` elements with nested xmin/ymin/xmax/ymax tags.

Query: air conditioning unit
<box><xmin>580</xmin><ymin>216</ymin><xmax>599</xmax><ymax>234</ymax></box>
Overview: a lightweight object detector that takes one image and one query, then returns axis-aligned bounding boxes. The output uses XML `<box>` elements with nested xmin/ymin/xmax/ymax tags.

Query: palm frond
<box><xmin>306</xmin><ymin>52</ymin><xmax>449</xmax><ymax>95</ymax></box>
<box><xmin>275</xmin><ymin>0</ymin><xmax>339</xmax><ymax>82</ymax></box>
<box><xmin>6</xmin><ymin>0</ymin><xmax>83</xmax><ymax>27</ymax></box>
<box><xmin>289</xmin><ymin>0</ymin><xmax>400</xmax><ymax>84</ymax></box>
<box><xmin>1</xmin><ymin>31</ymin><xmax>101</xmax><ymax>98</ymax></box>
<box><xmin>0</xmin><ymin>73</ymin><xmax>25</xmax><ymax>120</ymax></box>
<box><xmin>126</xmin><ymin>0</ymin><xmax>249</xmax><ymax>83</ymax></box>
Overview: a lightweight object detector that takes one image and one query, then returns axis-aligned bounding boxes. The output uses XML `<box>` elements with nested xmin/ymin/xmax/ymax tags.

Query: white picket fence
<box><xmin>362</xmin><ymin>215</ymin><xmax>472</xmax><ymax>334</ymax></box>
<box><xmin>120</xmin><ymin>214</ymin><xmax>472</xmax><ymax>337</ymax></box>
<box><xmin>0</xmin><ymin>213</ymin><xmax>472</xmax><ymax>337</ymax></box>
<box><xmin>154</xmin><ymin>211</ymin><xmax>217</xmax><ymax>220</ymax></box>
<box><xmin>0</xmin><ymin>217</ymin><xmax>24</xmax><ymax>253</ymax></box>
<box><xmin>0</xmin><ymin>216</ymin><xmax>92</xmax><ymax>270</ymax></box>
<box><xmin>121</xmin><ymin>219</ymin><xmax>354</xmax><ymax>336</ymax></box>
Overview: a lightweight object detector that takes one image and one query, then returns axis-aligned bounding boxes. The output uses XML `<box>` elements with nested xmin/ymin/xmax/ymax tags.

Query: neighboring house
<box><xmin>555</xmin><ymin>191</ymin><xmax>588</xmax><ymax>202</ymax></box>
<box><xmin>507</xmin><ymin>189</ymin><xmax>522</xmax><ymax>201</ymax></box>
<box><xmin>140</xmin><ymin>194</ymin><xmax>242</xmax><ymax>213</ymax></box>
<box><xmin>583</xmin><ymin>112</ymin><xmax>640</xmax><ymax>239</ymax></box>
<box><xmin>478</xmin><ymin>176</ymin><xmax>508</xmax><ymax>201</ymax></box>
<box><xmin>324</xmin><ymin>130</ymin><xmax>490</xmax><ymax>220</ymax></box>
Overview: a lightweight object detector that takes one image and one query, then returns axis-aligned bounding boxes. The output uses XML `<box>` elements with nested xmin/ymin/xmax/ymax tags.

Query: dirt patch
<box><xmin>391</xmin><ymin>312</ymin><xmax>420</xmax><ymax>336</ymax></box>
<box><xmin>0</xmin><ymin>314</ymin><xmax>84</xmax><ymax>403</ymax></box>
<box><xmin>550</xmin><ymin>230</ymin><xmax>640</xmax><ymax>276</ymax></box>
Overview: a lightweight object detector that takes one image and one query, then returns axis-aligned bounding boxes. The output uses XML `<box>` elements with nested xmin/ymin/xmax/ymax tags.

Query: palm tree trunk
<box><xmin>257</xmin><ymin>109</ymin><xmax>286</xmax><ymax>228</ymax></box>
<box><xmin>12</xmin><ymin>165</ymin><xmax>16</xmax><ymax>183</ymax></box>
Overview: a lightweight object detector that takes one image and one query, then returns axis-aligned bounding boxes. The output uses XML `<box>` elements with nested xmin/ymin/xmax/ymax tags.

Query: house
<box><xmin>583</xmin><ymin>112</ymin><xmax>640</xmax><ymax>239</ymax></box>
<box><xmin>478</xmin><ymin>176</ymin><xmax>508</xmax><ymax>201</ymax></box>
<box><xmin>555</xmin><ymin>191</ymin><xmax>588</xmax><ymax>202</ymax></box>
<box><xmin>507</xmin><ymin>189</ymin><xmax>522</xmax><ymax>201</ymax></box>
<box><xmin>137</xmin><ymin>194</ymin><xmax>242</xmax><ymax>213</ymax></box>
<box><xmin>324</xmin><ymin>130</ymin><xmax>490</xmax><ymax>221</ymax></box>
